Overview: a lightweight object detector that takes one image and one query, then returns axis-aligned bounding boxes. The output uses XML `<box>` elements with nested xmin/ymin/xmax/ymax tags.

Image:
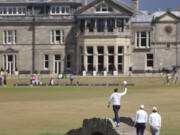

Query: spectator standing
<box><xmin>70</xmin><ymin>73</ymin><xmax>74</xmax><ymax>85</ymax></box>
<box><xmin>172</xmin><ymin>66</ymin><xmax>178</xmax><ymax>76</ymax></box>
<box><xmin>3</xmin><ymin>71</ymin><xmax>8</xmax><ymax>86</ymax></box>
<box><xmin>35</xmin><ymin>74</ymin><xmax>39</xmax><ymax>85</ymax></box>
<box><xmin>31</xmin><ymin>74</ymin><xmax>36</xmax><ymax>85</ymax></box>
<box><xmin>165</xmin><ymin>69</ymin><xmax>171</xmax><ymax>85</ymax></box>
<box><xmin>173</xmin><ymin>67</ymin><xmax>180</xmax><ymax>84</ymax></box>
<box><xmin>50</xmin><ymin>78</ymin><xmax>54</xmax><ymax>86</ymax></box>
<box><xmin>135</xmin><ymin>105</ymin><xmax>148</xmax><ymax>135</ymax></box>
<box><xmin>149</xmin><ymin>107</ymin><xmax>161</xmax><ymax>135</ymax></box>
<box><xmin>3</xmin><ymin>74</ymin><xmax>7</xmax><ymax>86</ymax></box>
<box><xmin>108</xmin><ymin>82</ymin><xmax>127</xmax><ymax>127</ymax></box>
<box><xmin>129</xmin><ymin>65</ymin><xmax>133</xmax><ymax>76</ymax></box>
<box><xmin>0</xmin><ymin>75</ymin><xmax>2</xmax><ymax>86</ymax></box>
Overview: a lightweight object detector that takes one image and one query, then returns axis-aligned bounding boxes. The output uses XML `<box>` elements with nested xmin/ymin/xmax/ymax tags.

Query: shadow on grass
<box><xmin>38</xmin><ymin>133</ymin><xmax>66</xmax><ymax>135</ymax></box>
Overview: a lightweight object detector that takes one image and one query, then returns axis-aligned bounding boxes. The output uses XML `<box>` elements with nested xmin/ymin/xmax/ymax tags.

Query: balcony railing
<box><xmin>79</xmin><ymin>26</ymin><xmax>130</xmax><ymax>36</ymax></box>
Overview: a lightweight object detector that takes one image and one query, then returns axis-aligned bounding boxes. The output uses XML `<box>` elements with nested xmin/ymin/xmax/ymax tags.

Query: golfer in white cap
<box><xmin>108</xmin><ymin>81</ymin><xmax>127</xmax><ymax>126</ymax></box>
<box><xmin>149</xmin><ymin>107</ymin><xmax>161</xmax><ymax>135</ymax></box>
<box><xmin>135</xmin><ymin>105</ymin><xmax>148</xmax><ymax>135</ymax></box>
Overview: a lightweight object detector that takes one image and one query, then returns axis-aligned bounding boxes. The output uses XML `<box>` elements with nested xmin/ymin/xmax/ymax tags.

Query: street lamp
<box><xmin>176</xmin><ymin>43</ymin><xmax>178</xmax><ymax>67</ymax></box>
<box><xmin>32</xmin><ymin>15</ymin><xmax>35</xmax><ymax>73</ymax></box>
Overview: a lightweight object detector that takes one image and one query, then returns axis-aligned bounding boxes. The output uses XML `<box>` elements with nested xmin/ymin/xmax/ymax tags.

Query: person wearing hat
<box><xmin>135</xmin><ymin>105</ymin><xmax>148</xmax><ymax>135</ymax></box>
<box><xmin>108</xmin><ymin>82</ymin><xmax>127</xmax><ymax>127</ymax></box>
<box><xmin>149</xmin><ymin>107</ymin><xmax>161</xmax><ymax>135</ymax></box>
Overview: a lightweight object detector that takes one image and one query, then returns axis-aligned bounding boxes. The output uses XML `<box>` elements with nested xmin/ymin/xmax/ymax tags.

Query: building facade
<box><xmin>0</xmin><ymin>0</ymin><xmax>179</xmax><ymax>75</ymax></box>
<box><xmin>0</xmin><ymin>0</ymin><xmax>81</xmax><ymax>75</ymax></box>
<box><xmin>76</xmin><ymin>0</ymin><xmax>133</xmax><ymax>74</ymax></box>
<box><xmin>131</xmin><ymin>9</ymin><xmax>180</xmax><ymax>73</ymax></box>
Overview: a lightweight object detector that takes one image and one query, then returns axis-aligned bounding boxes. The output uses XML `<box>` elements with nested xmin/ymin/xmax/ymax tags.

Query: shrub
<box><xmin>82</xmin><ymin>66</ymin><xmax>86</xmax><ymax>71</ymax></box>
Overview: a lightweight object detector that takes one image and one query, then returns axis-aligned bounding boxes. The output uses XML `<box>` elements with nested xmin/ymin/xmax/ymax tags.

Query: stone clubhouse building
<box><xmin>0</xmin><ymin>0</ymin><xmax>179</xmax><ymax>75</ymax></box>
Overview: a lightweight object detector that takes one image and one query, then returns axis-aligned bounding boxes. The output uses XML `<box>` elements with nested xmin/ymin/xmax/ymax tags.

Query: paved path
<box><xmin>115</xmin><ymin>123</ymin><xmax>151</xmax><ymax>135</ymax></box>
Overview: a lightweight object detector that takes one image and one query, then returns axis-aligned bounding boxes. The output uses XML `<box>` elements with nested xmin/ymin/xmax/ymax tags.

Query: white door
<box><xmin>8</xmin><ymin>62</ymin><xmax>13</xmax><ymax>75</ymax></box>
<box><xmin>3</xmin><ymin>55</ymin><xmax>16</xmax><ymax>74</ymax></box>
<box><xmin>54</xmin><ymin>55</ymin><xmax>61</xmax><ymax>74</ymax></box>
<box><xmin>7</xmin><ymin>55</ymin><xmax>14</xmax><ymax>74</ymax></box>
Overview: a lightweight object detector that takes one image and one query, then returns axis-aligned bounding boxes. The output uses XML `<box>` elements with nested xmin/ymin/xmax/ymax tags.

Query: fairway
<box><xmin>0</xmin><ymin>77</ymin><xmax>180</xmax><ymax>135</ymax></box>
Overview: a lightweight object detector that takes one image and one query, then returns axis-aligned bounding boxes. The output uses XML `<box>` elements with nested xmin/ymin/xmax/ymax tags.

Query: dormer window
<box><xmin>96</xmin><ymin>4</ymin><xmax>112</xmax><ymax>13</ymax></box>
<box><xmin>13</xmin><ymin>8</ymin><xmax>16</xmax><ymax>14</ymax></box>
<box><xmin>51</xmin><ymin>5</ymin><xmax>71</xmax><ymax>15</ymax></box>
<box><xmin>9</xmin><ymin>8</ymin><xmax>13</xmax><ymax>14</ymax></box>
<box><xmin>3</xmin><ymin>8</ymin><xmax>7</xmax><ymax>14</ymax></box>
<box><xmin>0</xmin><ymin>7</ymin><xmax>26</xmax><ymax>15</ymax></box>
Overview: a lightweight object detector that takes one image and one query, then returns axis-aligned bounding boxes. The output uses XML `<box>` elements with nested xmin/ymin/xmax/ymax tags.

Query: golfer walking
<box><xmin>149</xmin><ymin>107</ymin><xmax>161</xmax><ymax>135</ymax></box>
<box><xmin>108</xmin><ymin>81</ymin><xmax>127</xmax><ymax>126</ymax></box>
<box><xmin>135</xmin><ymin>105</ymin><xmax>148</xmax><ymax>135</ymax></box>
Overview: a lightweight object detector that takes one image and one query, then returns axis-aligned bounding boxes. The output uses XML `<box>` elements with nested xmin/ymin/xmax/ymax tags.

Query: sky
<box><xmin>87</xmin><ymin>0</ymin><xmax>180</xmax><ymax>12</ymax></box>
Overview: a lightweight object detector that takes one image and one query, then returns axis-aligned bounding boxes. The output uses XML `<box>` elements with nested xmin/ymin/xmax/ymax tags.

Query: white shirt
<box><xmin>149</xmin><ymin>112</ymin><xmax>161</xmax><ymax>128</ymax></box>
<box><xmin>51</xmin><ymin>79</ymin><xmax>54</xmax><ymax>85</ymax></box>
<box><xmin>108</xmin><ymin>88</ymin><xmax>127</xmax><ymax>106</ymax></box>
<box><xmin>135</xmin><ymin>109</ymin><xmax>148</xmax><ymax>123</ymax></box>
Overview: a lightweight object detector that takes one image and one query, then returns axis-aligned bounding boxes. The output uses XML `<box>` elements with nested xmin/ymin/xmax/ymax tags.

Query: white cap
<box><xmin>152</xmin><ymin>106</ymin><xmax>157</xmax><ymax>111</ymax></box>
<box><xmin>140</xmin><ymin>105</ymin><xmax>144</xmax><ymax>109</ymax></box>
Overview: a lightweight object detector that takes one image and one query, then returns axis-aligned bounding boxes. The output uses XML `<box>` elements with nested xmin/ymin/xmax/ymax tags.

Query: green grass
<box><xmin>0</xmin><ymin>77</ymin><xmax>180</xmax><ymax>135</ymax></box>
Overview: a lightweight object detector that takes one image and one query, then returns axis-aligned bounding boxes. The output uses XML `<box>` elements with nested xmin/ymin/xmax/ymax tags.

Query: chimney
<box><xmin>132</xmin><ymin>0</ymin><xmax>139</xmax><ymax>12</ymax></box>
<box><xmin>167</xmin><ymin>8</ymin><xmax>171</xmax><ymax>13</ymax></box>
<box><xmin>82</xmin><ymin>0</ymin><xmax>87</xmax><ymax>7</ymax></box>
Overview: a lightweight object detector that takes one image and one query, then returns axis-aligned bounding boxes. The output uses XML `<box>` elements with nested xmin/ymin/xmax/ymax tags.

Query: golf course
<box><xmin>0</xmin><ymin>77</ymin><xmax>179</xmax><ymax>135</ymax></box>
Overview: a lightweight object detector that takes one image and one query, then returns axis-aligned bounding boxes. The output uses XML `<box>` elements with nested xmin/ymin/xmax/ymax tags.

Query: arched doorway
<box><xmin>91</xmin><ymin>132</ymin><xmax>103</xmax><ymax>135</ymax></box>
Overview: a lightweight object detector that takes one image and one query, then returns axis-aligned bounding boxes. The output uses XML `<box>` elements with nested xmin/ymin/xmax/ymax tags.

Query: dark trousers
<box><xmin>136</xmin><ymin>123</ymin><xmax>146</xmax><ymax>135</ymax></box>
<box><xmin>4</xmin><ymin>79</ymin><xmax>7</xmax><ymax>85</ymax></box>
<box><xmin>113</xmin><ymin>105</ymin><xmax>120</xmax><ymax>123</ymax></box>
